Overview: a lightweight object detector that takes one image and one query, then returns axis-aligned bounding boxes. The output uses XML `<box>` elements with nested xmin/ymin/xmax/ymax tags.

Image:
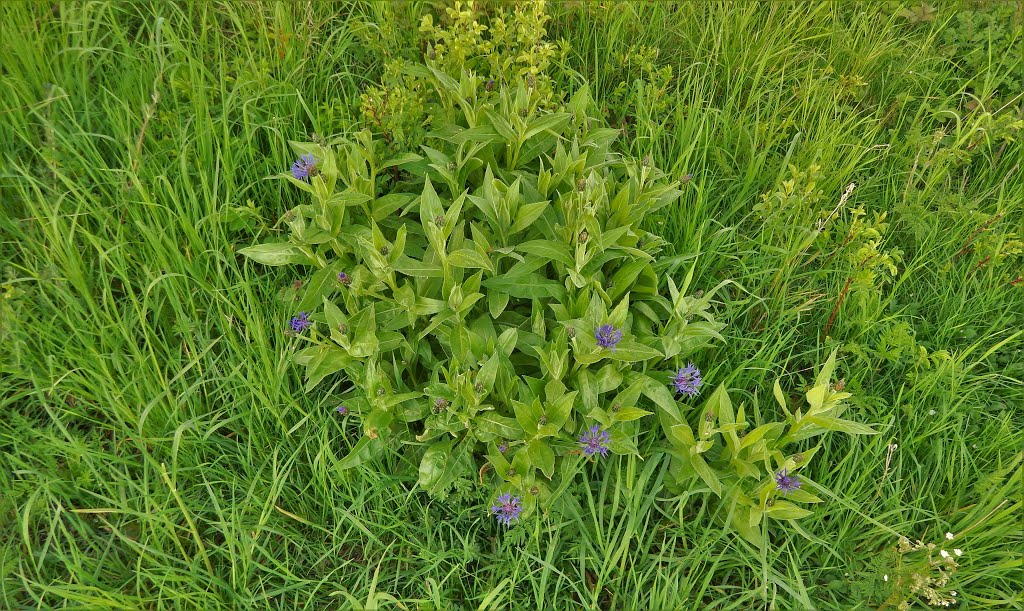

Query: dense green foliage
<box><xmin>1</xmin><ymin>1</ymin><xmax>1021</xmax><ymax>609</ymax></box>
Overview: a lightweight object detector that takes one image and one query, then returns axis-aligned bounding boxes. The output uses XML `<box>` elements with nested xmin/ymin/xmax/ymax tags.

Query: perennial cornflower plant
<box><xmin>240</xmin><ymin>58</ymin><xmax>873</xmax><ymax>544</ymax></box>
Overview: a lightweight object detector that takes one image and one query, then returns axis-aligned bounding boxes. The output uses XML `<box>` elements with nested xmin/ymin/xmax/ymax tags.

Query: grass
<box><xmin>1</xmin><ymin>1</ymin><xmax>1021</xmax><ymax>609</ymax></box>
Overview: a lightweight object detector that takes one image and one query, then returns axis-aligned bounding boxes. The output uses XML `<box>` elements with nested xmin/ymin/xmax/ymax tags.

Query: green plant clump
<box><xmin>240</xmin><ymin>63</ymin><xmax>874</xmax><ymax>540</ymax></box>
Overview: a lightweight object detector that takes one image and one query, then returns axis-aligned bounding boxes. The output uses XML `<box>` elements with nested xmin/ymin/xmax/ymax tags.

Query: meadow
<box><xmin>1</xmin><ymin>1</ymin><xmax>1022</xmax><ymax>609</ymax></box>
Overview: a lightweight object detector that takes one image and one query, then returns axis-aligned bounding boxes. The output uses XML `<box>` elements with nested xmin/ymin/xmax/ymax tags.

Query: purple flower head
<box><xmin>289</xmin><ymin>312</ymin><xmax>311</xmax><ymax>333</ymax></box>
<box><xmin>490</xmin><ymin>493</ymin><xmax>522</xmax><ymax>526</ymax></box>
<box><xmin>336</xmin><ymin>404</ymin><xmax>348</xmax><ymax>416</ymax></box>
<box><xmin>337</xmin><ymin>271</ymin><xmax>352</xmax><ymax>286</ymax></box>
<box><xmin>498</xmin><ymin>441</ymin><xmax>509</xmax><ymax>454</ymax></box>
<box><xmin>774</xmin><ymin>469</ymin><xmax>801</xmax><ymax>494</ymax></box>
<box><xmin>594</xmin><ymin>324</ymin><xmax>623</xmax><ymax>350</ymax></box>
<box><xmin>672</xmin><ymin>363</ymin><xmax>703</xmax><ymax>398</ymax></box>
<box><xmin>579</xmin><ymin>424</ymin><xmax>611</xmax><ymax>458</ymax></box>
<box><xmin>291</xmin><ymin>153</ymin><xmax>318</xmax><ymax>181</ymax></box>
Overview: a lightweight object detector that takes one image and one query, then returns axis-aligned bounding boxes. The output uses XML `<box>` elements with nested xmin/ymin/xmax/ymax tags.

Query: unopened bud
<box><xmin>432</xmin><ymin>397</ymin><xmax>449</xmax><ymax>414</ymax></box>
<box><xmin>704</xmin><ymin>411</ymin><xmax>715</xmax><ymax>422</ymax></box>
<box><xmin>530</xmin><ymin>486</ymin><xmax>540</xmax><ymax>496</ymax></box>
<box><xmin>380</xmin><ymin>246</ymin><xmax>389</xmax><ymax>256</ymax></box>
<box><xmin>538</xmin><ymin>415</ymin><xmax>548</xmax><ymax>426</ymax></box>
<box><xmin>434</xmin><ymin>215</ymin><xmax>445</xmax><ymax>227</ymax></box>
<box><xmin>566</xmin><ymin>326</ymin><xmax>576</xmax><ymax>339</ymax></box>
<box><xmin>367</xmin><ymin>427</ymin><xmax>378</xmax><ymax>439</ymax></box>
<box><xmin>576</xmin><ymin>178</ymin><xmax>586</xmax><ymax>192</ymax></box>
<box><xmin>526</xmin><ymin>74</ymin><xmax>535</xmax><ymax>89</ymax></box>
<box><xmin>338</xmin><ymin>323</ymin><xmax>348</xmax><ymax>334</ymax></box>
<box><xmin>765</xmin><ymin>498</ymin><xmax>775</xmax><ymax>508</ymax></box>
<box><xmin>642</xmin><ymin>155</ymin><xmax>651</xmax><ymax>167</ymax></box>
<box><xmin>376</xmin><ymin>388</ymin><xmax>385</xmax><ymax>396</ymax></box>
<box><xmin>611</xmin><ymin>403</ymin><xmax>621</xmax><ymax>413</ymax></box>
<box><xmin>485</xmin><ymin>78</ymin><xmax>495</xmax><ymax>92</ymax></box>
<box><xmin>793</xmin><ymin>453</ymin><xmax>805</xmax><ymax>464</ymax></box>
<box><xmin>474</xmin><ymin>382</ymin><xmax>484</xmax><ymax>393</ymax></box>
<box><xmin>578</xmin><ymin>229</ymin><xmax>589</xmax><ymax>244</ymax></box>
<box><xmin>680</xmin><ymin>173</ymin><xmax>693</xmax><ymax>184</ymax></box>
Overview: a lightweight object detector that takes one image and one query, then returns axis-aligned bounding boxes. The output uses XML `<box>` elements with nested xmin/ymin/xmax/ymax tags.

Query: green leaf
<box><xmin>378</xmin><ymin>152</ymin><xmax>423</xmax><ymax>171</ymax></box>
<box><xmin>488</xmin><ymin>290</ymin><xmax>509</xmax><ymax>319</ymax></box>
<box><xmin>612</xmin><ymin>406</ymin><xmax>651</xmax><ymax>422</ymax></box>
<box><xmin>805</xmin><ymin>383</ymin><xmax>830</xmax><ymax>416</ymax></box>
<box><xmin>518</xmin><ymin>240</ymin><xmax>574</xmax><ymax>267</ymax></box>
<box><xmin>417</xmin><ymin>438</ymin><xmax>471</xmax><ymax>496</ymax></box>
<box><xmin>304</xmin><ymin>345</ymin><xmax>352</xmax><ymax>391</ymax></box>
<box><xmin>546</xmin><ymin>391</ymin><xmax>577</xmax><ymax>430</ymax></box>
<box><xmin>691</xmin><ymin>454</ymin><xmax>723</xmax><ymax>497</ymax></box>
<box><xmin>764</xmin><ymin>500</ymin><xmax>813</xmax><ymax>520</ymax></box>
<box><xmin>475</xmin><ymin>412</ymin><xmax>524</xmax><ymax>441</ymax></box>
<box><xmin>336</xmin><ymin>436</ymin><xmax>382</xmax><ymax>470</ymax></box>
<box><xmin>773</xmin><ymin>379</ymin><xmax>793</xmax><ymax>420</ymax></box>
<box><xmin>297</xmin><ymin>265</ymin><xmax>338</xmax><ymax>311</ymax></box>
<box><xmin>815</xmin><ymin>348</ymin><xmax>839</xmax><ymax>389</ymax></box>
<box><xmin>483</xmin><ymin>275</ymin><xmax>566</xmax><ymax>300</ymax></box>
<box><xmin>238</xmin><ymin>242</ymin><xmax>313</xmax><ymax>266</ymax></box>
<box><xmin>511</xmin><ymin>201</ymin><xmax>549</xmax><ymax>234</ymax></box>
<box><xmin>805</xmin><ymin>415</ymin><xmax>877</xmax><ymax>435</ymax></box>
<box><xmin>528</xmin><ymin>439</ymin><xmax>555</xmax><ymax>479</ymax></box>
<box><xmin>393</xmin><ymin>255</ymin><xmax>444</xmax><ymax>277</ymax></box>
<box><xmin>448</xmin><ymin>249</ymin><xmax>493</xmax><ymax>271</ymax></box>
<box><xmin>606</xmin><ymin>339</ymin><xmax>662</xmax><ymax>362</ymax></box>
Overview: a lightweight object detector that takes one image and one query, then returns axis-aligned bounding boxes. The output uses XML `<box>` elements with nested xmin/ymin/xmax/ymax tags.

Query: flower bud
<box><xmin>566</xmin><ymin>326</ymin><xmax>576</xmax><ymax>339</ymax></box>
<box><xmin>338</xmin><ymin>323</ymin><xmax>348</xmax><ymax>334</ymax></box>
<box><xmin>538</xmin><ymin>415</ymin><xmax>548</xmax><ymax>426</ymax></box>
<box><xmin>530</xmin><ymin>486</ymin><xmax>540</xmax><ymax>496</ymax></box>
<box><xmin>680</xmin><ymin>173</ymin><xmax>693</xmax><ymax>184</ymax></box>
<box><xmin>611</xmin><ymin>403</ymin><xmax>621</xmax><ymax>413</ymax></box>
<box><xmin>642</xmin><ymin>155</ymin><xmax>651</xmax><ymax>167</ymax></box>
<box><xmin>578</xmin><ymin>229</ymin><xmax>589</xmax><ymax>244</ymax></box>
<box><xmin>376</xmin><ymin>388</ymin><xmax>385</xmax><ymax>396</ymax></box>
<box><xmin>576</xmin><ymin>178</ymin><xmax>586</xmax><ymax>192</ymax></box>
<box><xmin>380</xmin><ymin>245</ymin><xmax>389</xmax><ymax>256</ymax></box>
<box><xmin>434</xmin><ymin>214</ymin><xmax>445</xmax><ymax>227</ymax></box>
<box><xmin>485</xmin><ymin>78</ymin><xmax>495</xmax><ymax>92</ymax></box>
<box><xmin>793</xmin><ymin>453</ymin><xmax>805</xmax><ymax>464</ymax></box>
<box><xmin>704</xmin><ymin>410</ymin><xmax>715</xmax><ymax>422</ymax></box>
<box><xmin>475</xmin><ymin>382</ymin><xmax>485</xmax><ymax>393</ymax></box>
<box><xmin>526</xmin><ymin>74</ymin><xmax>535</xmax><ymax>89</ymax></box>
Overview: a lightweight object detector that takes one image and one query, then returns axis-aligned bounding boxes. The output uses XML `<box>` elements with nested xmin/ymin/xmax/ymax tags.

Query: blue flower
<box><xmin>336</xmin><ymin>404</ymin><xmax>348</xmax><ymax>416</ymax></box>
<box><xmin>579</xmin><ymin>424</ymin><xmax>611</xmax><ymax>458</ymax></box>
<box><xmin>289</xmin><ymin>312</ymin><xmax>311</xmax><ymax>333</ymax></box>
<box><xmin>594</xmin><ymin>324</ymin><xmax>623</xmax><ymax>350</ymax></box>
<box><xmin>774</xmin><ymin>469</ymin><xmax>801</xmax><ymax>494</ymax></box>
<box><xmin>291</xmin><ymin>153</ymin><xmax>317</xmax><ymax>181</ymax></box>
<box><xmin>490</xmin><ymin>493</ymin><xmax>522</xmax><ymax>526</ymax></box>
<box><xmin>672</xmin><ymin>363</ymin><xmax>703</xmax><ymax>398</ymax></box>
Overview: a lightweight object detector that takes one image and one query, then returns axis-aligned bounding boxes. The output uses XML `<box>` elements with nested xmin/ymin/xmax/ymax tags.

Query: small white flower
<box><xmin>945</xmin><ymin>532</ymin><xmax>954</xmax><ymax>540</ymax></box>
<box><xmin>954</xmin><ymin>548</ymin><xmax>963</xmax><ymax>556</ymax></box>
<box><xmin>951</xmin><ymin>591</ymin><xmax>957</xmax><ymax>596</ymax></box>
<box><xmin>883</xmin><ymin>574</ymin><xmax>889</xmax><ymax>582</ymax></box>
<box><xmin>928</xmin><ymin>409</ymin><xmax>936</xmax><ymax>416</ymax></box>
<box><xmin>940</xmin><ymin>549</ymin><xmax>950</xmax><ymax>558</ymax></box>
